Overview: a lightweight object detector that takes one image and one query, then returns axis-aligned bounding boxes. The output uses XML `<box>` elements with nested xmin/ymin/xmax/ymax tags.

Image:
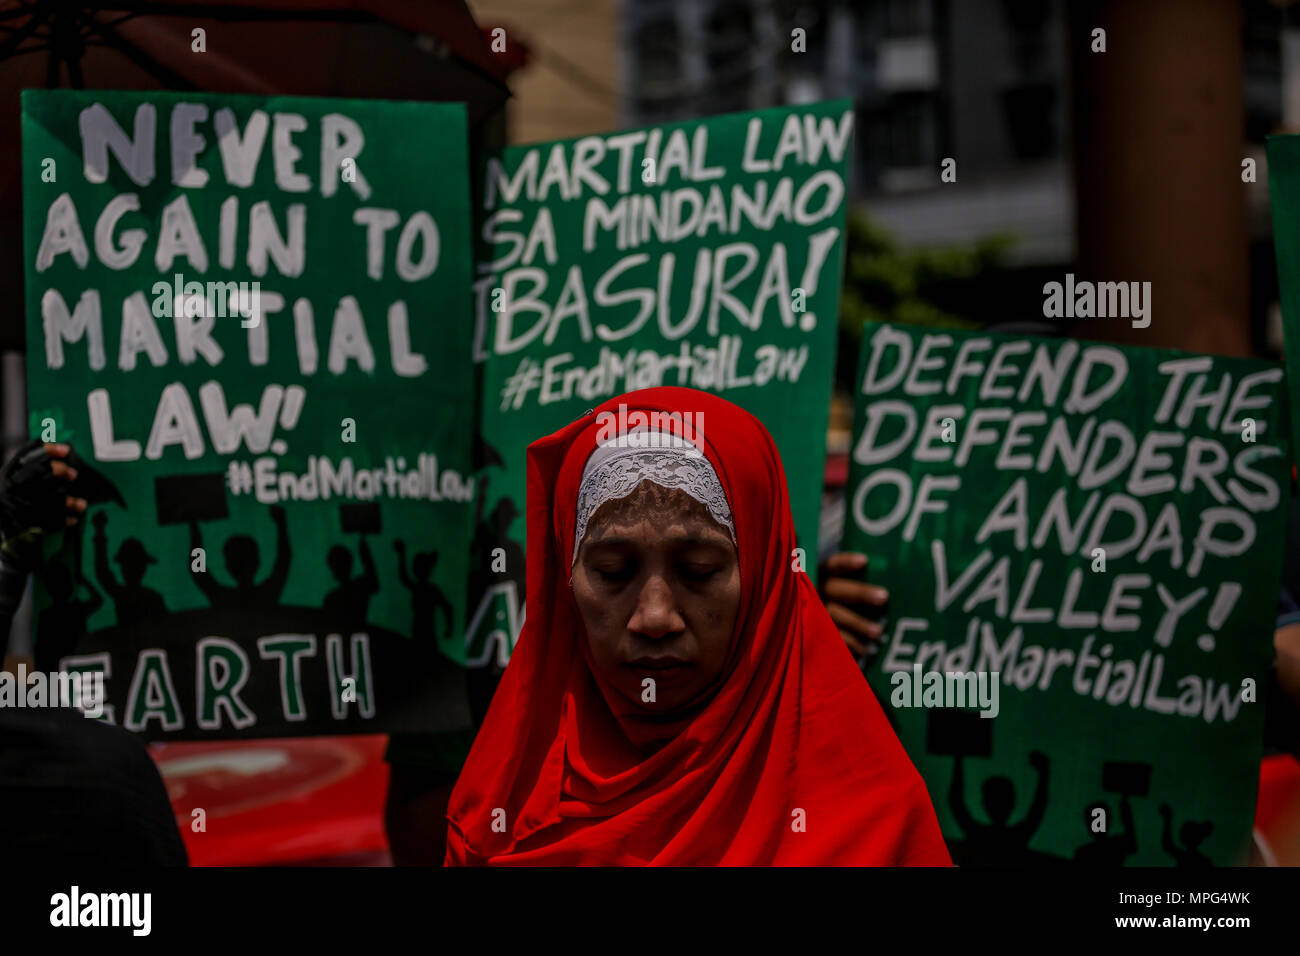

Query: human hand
<box><xmin>818</xmin><ymin>552</ymin><xmax>888</xmax><ymax>656</ymax></box>
<box><xmin>1</xmin><ymin>441</ymin><xmax>85</xmax><ymax>528</ymax></box>
<box><xmin>0</xmin><ymin>441</ymin><xmax>86</xmax><ymax>569</ymax></box>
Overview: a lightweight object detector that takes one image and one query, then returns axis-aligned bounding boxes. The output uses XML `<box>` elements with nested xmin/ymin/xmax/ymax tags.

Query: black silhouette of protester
<box><xmin>1</xmin><ymin>439</ymin><xmax>81</xmax><ymax>646</ymax></box>
<box><xmin>35</xmin><ymin>560</ymin><xmax>103</xmax><ymax>672</ymax></box>
<box><xmin>1073</xmin><ymin>795</ymin><xmax>1138</xmax><ymax>866</ymax></box>
<box><xmin>386</xmin><ymin>440</ymin><xmax>511</xmax><ymax>866</ymax></box>
<box><xmin>949</xmin><ymin>750</ymin><xmax>1050</xmax><ymax>865</ymax></box>
<box><xmin>461</xmin><ymin>480</ymin><xmax>526</xmax><ymax>726</ymax></box>
<box><xmin>470</xmin><ymin>496</ymin><xmax>525</xmax><ymax>601</ymax></box>
<box><xmin>1158</xmin><ymin>803</ymin><xmax>1214</xmax><ymax>867</ymax></box>
<box><xmin>36</xmin><ymin>500</ymin><xmax>103</xmax><ymax>669</ymax></box>
<box><xmin>91</xmin><ymin>510</ymin><xmax>167</xmax><ymax>627</ymax></box>
<box><xmin>466</xmin><ymin>494</ymin><xmax>525</xmax><ymax>716</ymax></box>
<box><xmin>323</xmin><ymin>534</ymin><xmax>379</xmax><ymax>635</ymax></box>
<box><xmin>394</xmin><ymin>539</ymin><xmax>452</xmax><ymax>641</ymax></box>
<box><xmin>188</xmin><ymin>504</ymin><xmax>290</xmax><ymax>612</ymax></box>
<box><xmin>0</xmin><ymin>440</ymin><xmax>186</xmax><ymax>865</ymax></box>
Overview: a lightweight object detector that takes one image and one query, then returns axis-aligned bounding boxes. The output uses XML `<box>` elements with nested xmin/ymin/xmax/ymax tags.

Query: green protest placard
<box><xmin>467</xmin><ymin>100</ymin><xmax>854</xmax><ymax>665</ymax></box>
<box><xmin>21</xmin><ymin>90</ymin><xmax>476</xmax><ymax>739</ymax></box>
<box><xmin>843</xmin><ymin>321</ymin><xmax>1289</xmax><ymax>865</ymax></box>
<box><xmin>1268</xmin><ymin>133</ymin><xmax>1300</xmax><ymax>462</ymax></box>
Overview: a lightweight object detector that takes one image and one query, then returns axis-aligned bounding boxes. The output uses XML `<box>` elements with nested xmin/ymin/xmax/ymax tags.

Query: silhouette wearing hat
<box><xmin>470</xmin><ymin>496</ymin><xmax>524</xmax><ymax>602</ymax></box>
<box><xmin>92</xmin><ymin>511</ymin><xmax>167</xmax><ymax>627</ymax></box>
<box><xmin>188</xmin><ymin>504</ymin><xmax>290</xmax><ymax>613</ymax></box>
<box><xmin>465</xmin><ymin>476</ymin><xmax>526</xmax><ymax>722</ymax></box>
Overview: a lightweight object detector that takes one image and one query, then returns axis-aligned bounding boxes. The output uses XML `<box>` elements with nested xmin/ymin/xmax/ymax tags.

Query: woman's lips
<box><xmin>624</xmin><ymin>657</ymin><xmax>691</xmax><ymax>673</ymax></box>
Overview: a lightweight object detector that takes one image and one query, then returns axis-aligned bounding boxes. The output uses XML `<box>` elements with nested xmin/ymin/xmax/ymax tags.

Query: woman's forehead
<box><xmin>583</xmin><ymin>483</ymin><xmax>734</xmax><ymax>545</ymax></box>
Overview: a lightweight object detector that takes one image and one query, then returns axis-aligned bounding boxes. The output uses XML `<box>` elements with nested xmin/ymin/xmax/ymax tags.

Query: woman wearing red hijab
<box><xmin>445</xmin><ymin>386</ymin><xmax>950</xmax><ymax>865</ymax></box>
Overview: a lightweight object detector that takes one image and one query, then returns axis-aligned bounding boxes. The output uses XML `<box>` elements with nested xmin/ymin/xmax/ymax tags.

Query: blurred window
<box><xmin>775</xmin><ymin>0</ymin><xmax>829</xmax><ymax>48</ymax></box>
<box><xmin>857</xmin><ymin>104</ymin><xmax>890</xmax><ymax>185</ymax></box>
<box><xmin>1001</xmin><ymin>83</ymin><xmax>1056</xmax><ymax>161</ymax></box>
<box><xmin>1001</xmin><ymin>0</ymin><xmax>1049</xmax><ymax>76</ymax></box>
<box><xmin>774</xmin><ymin>0</ymin><xmax>830</xmax><ymax>106</ymax></box>
<box><xmin>632</xmin><ymin>18</ymin><xmax>682</xmax><ymax>120</ymax></box>
<box><xmin>705</xmin><ymin>2</ymin><xmax>755</xmax><ymax>113</ymax></box>
<box><xmin>889</xmin><ymin>92</ymin><xmax>934</xmax><ymax>168</ymax></box>
<box><xmin>886</xmin><ymin>0</ymin><xmax>932</xmax><ymax>37</ymax></box>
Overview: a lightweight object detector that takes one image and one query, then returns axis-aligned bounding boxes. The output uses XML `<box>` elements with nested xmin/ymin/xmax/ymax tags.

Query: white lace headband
<box><xmin>571</xmin><ymin>433</ymin><xmax>736</xmax><ymax>566</ymax></box>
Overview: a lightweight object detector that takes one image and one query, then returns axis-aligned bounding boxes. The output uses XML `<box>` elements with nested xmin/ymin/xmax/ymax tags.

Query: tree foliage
<box><xmin>835</xmin><ymin>210</ymin><xmax>1015</xmax><ymax>391</ymax></box>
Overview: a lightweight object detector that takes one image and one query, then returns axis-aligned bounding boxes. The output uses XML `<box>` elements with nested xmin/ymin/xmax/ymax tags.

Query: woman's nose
<box><xmin>628</xmin><ymin>575</ymin><xmax>684</xmax><ymax>639</ymax></box>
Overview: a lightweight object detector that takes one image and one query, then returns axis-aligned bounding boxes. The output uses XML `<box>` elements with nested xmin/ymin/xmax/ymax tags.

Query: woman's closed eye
<box><xmin>593</xmin><ymin>562</ymin><xmax>635</xmax><ymax>583</ymax></box>
<box><xmin>679</xmin><ymin>562</ymin><xmax>721</xmax><ymax>583</ymax></box>
<box><xmin>588</xmin><ymin>560</ymin><xmax>720</xmax><ymax>585</ymax></box>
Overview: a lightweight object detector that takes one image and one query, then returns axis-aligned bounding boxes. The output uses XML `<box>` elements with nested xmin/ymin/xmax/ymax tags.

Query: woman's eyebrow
<box><xmin>582</xmin><ymin>530</ymin><xmax>647</xmax><ymax>554</ymax></box>
<box><xmin>581</xmin><ymin>535</ymin><xmax>637</xmax><ymax>551</ymax></box>
<box><xmin>669</xmin><ymin>532</ymin><xmax>734</xmax><ymax>550</ymax></box>
<box><xmin>583</xmin><ymin>531</ymin><xmax>731</xmax><ymax>551</ymax></box>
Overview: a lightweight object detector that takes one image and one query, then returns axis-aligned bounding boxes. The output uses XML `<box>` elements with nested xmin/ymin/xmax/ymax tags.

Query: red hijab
<box><xmin>445</xmin><ymin>387</ymin><xmax>950</xmax><ymax>865</ymax></box>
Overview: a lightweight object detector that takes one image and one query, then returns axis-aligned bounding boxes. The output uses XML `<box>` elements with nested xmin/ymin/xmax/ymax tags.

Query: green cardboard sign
<box><xmin>467</xmin><ymin>100</ymin><xmax>854</xmax><ymax>664</ymax></box>
<box><xmin>22</xmin><ymin>90</ymin><xmax>476</xmax><ymax>739</ymax></box>
<box><xmin>843</xmin><ymin>321</ymin><xmax>1289</xmax><ymax>865</ymax></box>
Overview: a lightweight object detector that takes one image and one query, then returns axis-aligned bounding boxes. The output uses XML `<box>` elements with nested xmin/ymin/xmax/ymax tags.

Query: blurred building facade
<box><xmin>618</xmin><ymin>0</ymin><xmax>1293</xmax><ymax>353</ymax></box>
<box><xmin>624</xmin><ymin>0</ymin><xmax>1073</xmax><ymax>266</ymax></box>
<box><xmin>470</xmin><ymin>0</ymin><xmax>620</xmax><ymax>143</ymax></box>
<box><xmin>624</xmin><ymin>0</ymin><xmax>1071</xmax><ymax>265</ymax></box>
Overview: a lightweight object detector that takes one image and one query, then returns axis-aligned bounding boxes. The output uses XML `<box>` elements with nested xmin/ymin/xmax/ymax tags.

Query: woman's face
<box><xmin>571</xmin><ymin>481</ymin><xmax>740</xmax><ymax>716</ymax></box>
